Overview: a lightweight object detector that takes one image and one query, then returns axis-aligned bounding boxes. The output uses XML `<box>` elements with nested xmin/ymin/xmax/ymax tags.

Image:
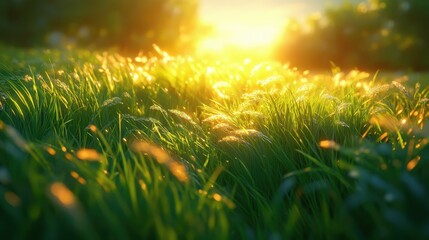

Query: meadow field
<box><xmin>1</xmin><ymin>46</ymin><xmax>429</xmax><ymax>239</ymax></box>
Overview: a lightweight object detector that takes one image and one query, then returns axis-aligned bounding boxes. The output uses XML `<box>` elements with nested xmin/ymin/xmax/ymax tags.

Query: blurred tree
<box><xmin>275</xmin><ymin>0</ymin><xmax>429</xmax><ymax>70</ymax></box>
<box><xmin>0</xmin><ymin>0</ymin><xmax>202</xmax><ymax>54</ymax></box>
<box><xmin>379</xmin><ymin>0</ymin><xmax>429</xmax><ymax>69</ymax></box>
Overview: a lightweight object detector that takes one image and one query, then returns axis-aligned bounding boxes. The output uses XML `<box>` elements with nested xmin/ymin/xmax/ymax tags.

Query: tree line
<box><xmin>0</xmin><ymin>0</ymin><xmax>200</xmax><ymax>54</ymax></box>
<box><xmin>1</xmin><ymin>0</ymin><xmax>428</xmax><ymax>70</ymax></box>
<box><xmin>275</xmin><ymin>0</ymin><xmax>429</xmax><ymax>70</ymax></box>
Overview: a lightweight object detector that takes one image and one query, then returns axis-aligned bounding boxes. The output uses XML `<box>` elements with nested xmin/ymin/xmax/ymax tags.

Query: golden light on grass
<box><xmin>87</xmin><ymin>124</ymin><xmax>97</xmax><ymax>133</ymax></box>
<box><xmin>50</xmin><ymin>182</ymin><xmax>76</xmax><ymax>207</ymax></box>
<box><xmin>76</xmin><ymin>148</ymin><xmax>101</xmax><ymax>161</ymax></box>
<box><xmin>212</xmin><ymin>81</ymin><xmax>231</xmax><ymax>99</ymax></box>
<box><xmin>132</xmin><ymin>141</ymin><xmax>171</xmax><ymax>164</ymax></box>
<box><xmin>138</xmin><ymin>179</ymin><xmax>147</xmax><ymax>192</ymax></box>
<box><xmin>212</xmin><ymin>192</ymin><xmax>235</xmax><ymax>208</ymax></box>
<box><xmin>407</xmin><ymin>156</ymin><xmax>421</xmax><ymax>171</ymax></box>
<box><xmin>5</xmin><ymin>191</ymin><xmax>21</xmax><ymax>207</ymax></box>
<box><xmin>70</xmin><ymin>171</ymin><xmax>79</xmax><ymax>179</ymax></box>
<box><xmin>370</xmin><ymin>115</ymin><xmax>400</xmax><ymax>131</ymax></box>
<box><xmin>65</xmin><ymin>153</ymin><xmax>73</xmax><ymax>161</ymax></box>
<box><xmin>168</xmin><ymin>161</ymin><xmax>189</xmax><ymax>183</ymax></box>
<box><xmin>378</xmin><ymin>132</ymin><xmax>389</xmax><ymax>142</ymax></box>
<box><xmin>49</xmin><ymin>182</ymin><xmax>86</xmax><ymax>225</ymax></box>
<box><xmin>131</xmin><ymin>141</ymin><xmax>189</xmax><ymax>183</ymax></box>
<box><xmin>70</xmin><ymin>171</ymin><xmax>87</xmax><ymax>185</ymax></box>
<box><xmin>46</xmin><ymin>146</ymin><xmax>56</xmax><ymax>156</ymax></box>
<box><xmin>319</xmin><ymin>140</ymin><xmax>340</xmax><ymax>151</ymax></box>
<box><xmin>213</xmin><ymin>193</ymin><xmax>222</xmax><ymax>202</ymax></box>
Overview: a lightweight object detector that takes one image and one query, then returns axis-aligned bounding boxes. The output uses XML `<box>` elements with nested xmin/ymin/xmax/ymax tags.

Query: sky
<box><xmin>198</xmin><ymin>0</ymin><xmax>359</xmax><ymax>56</ymax></box>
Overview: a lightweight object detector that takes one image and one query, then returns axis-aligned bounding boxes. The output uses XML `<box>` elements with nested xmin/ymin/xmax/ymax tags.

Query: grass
<box><xmin>1</xmin><ymin>46</ymin><xmax>429</xmax><ymax>239</ymax></box>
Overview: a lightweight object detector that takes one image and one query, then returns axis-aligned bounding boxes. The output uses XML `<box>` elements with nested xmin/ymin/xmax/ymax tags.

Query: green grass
<box><xmin>1</xmin><ymin>46</ymin><xmax>429</xmax><ymax>239</ymax></box>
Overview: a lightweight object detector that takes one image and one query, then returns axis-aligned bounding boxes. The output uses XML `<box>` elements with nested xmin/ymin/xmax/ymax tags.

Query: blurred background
<box><xmin>0</xmin><ymin>0</ymin><xmax>428</xmax><ymax>70</ymax></box>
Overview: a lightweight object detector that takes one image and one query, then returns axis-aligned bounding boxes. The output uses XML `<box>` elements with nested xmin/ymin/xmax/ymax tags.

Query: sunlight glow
<box><xmin>198</xmin><ymin>0</ymin><xmax>330</xmax><ymax>59</ymax></box>
<box><xmin>197</xmin><ymin>0</ymin><xmax>297</xmax><ymax>59</ymax></box>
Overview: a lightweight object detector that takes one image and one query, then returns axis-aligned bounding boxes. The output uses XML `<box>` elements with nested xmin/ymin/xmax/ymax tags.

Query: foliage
<box><xmin>276</xmin><ymin>0</ymin><xmax>429</xmax><ymax>70</ymax></box>
<box><xmin>0</xmin><ymin>0</ymin><xmax>201</xmax><ymax>54</ymax></box>
<box><xmin>1</xmin><ymin>46</ymin><xmax>429</xmax><ymax>238</ymax></box>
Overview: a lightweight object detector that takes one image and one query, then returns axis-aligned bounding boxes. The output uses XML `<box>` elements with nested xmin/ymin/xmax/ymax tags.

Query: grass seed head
<box><xmin>233</xmin><ymin>110</ymin><xmax>264</xmax><ymax>119</ymax></box>
<box><xmin>101</xmin><ymin>97</ymin><xmax>122</xmax><ymax>108</ymax></box>
<box><xmin>203</xmin><ymin>114</ymin><xmax>233</xmax><ymax>124</ymax></box>
<box><xmin>212</xmin><ymin>123</ymin><xmax>234</xmax><ymax>131</ymax></box>
<box><xmin>218</xmin><ymin>135</ymin><xmax>246</xmax><ymax>144</ymax></box>
<box><xmin>168</xmin><ymin>109</ymin><xmax>197</xmax><ymax>125</ymax></box>
<box><xmin>150</xmin><ymin>104</ymin><xmax>167</xmax><ymax>115</ymax></box>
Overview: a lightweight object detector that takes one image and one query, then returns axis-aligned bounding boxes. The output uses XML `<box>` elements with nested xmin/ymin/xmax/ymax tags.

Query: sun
<box><xmin>197</xmin><ymin>0</ymin><xmax>312</xmax><ymax>60</ymax></box>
